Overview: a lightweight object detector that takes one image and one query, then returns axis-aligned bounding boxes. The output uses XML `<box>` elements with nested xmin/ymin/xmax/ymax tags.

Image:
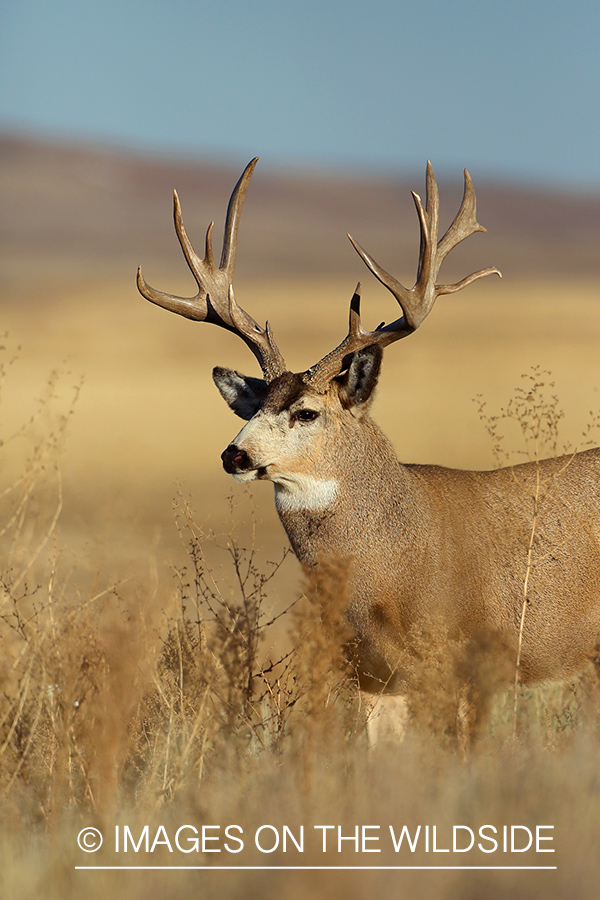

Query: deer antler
<box><xmin>304</xmin><ymin>162</ymin><xmax>501</xmax><ymax>390</ymax></box>
<box><xmin>137</xmin><ymin>158</ymin><xmax>286</xmax><ymax>382</ymax></box>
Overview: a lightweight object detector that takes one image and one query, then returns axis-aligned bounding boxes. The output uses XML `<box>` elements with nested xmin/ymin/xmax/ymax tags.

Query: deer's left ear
<box><xmin>336</xmin><ymin>345</ymin><xmax>382</xmax><ymax>412</ymax></box>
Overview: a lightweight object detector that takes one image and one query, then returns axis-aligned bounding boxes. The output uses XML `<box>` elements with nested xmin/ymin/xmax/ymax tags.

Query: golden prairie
<box><xmin>4</xmin><ymin>274</ymin><xmax>600</xmax><ymax>574</ymax></box>
<box><xmin>2</xmin><ymin>145</ymin><xmax>600</xmax><ymax>897</ymax></box>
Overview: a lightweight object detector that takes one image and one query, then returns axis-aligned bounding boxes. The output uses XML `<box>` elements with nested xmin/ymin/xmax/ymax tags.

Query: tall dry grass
<box><xmin>1</xmin><ymin>339</ymin><xmax>600</xmax><ymax>900</ymax></box>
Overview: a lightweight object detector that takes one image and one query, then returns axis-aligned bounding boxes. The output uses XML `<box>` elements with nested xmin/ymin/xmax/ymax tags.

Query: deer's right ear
<box><xmin>212</xmin><ymin>367</ymin><xmax>268</xmax><ymax>420</ymax></box>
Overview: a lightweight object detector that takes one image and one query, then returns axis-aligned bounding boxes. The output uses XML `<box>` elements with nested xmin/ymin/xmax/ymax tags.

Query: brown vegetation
<box><xmin>1</xmin><ymin>339</ymin><xmax>600</xmax><ymax>900</ymax></box>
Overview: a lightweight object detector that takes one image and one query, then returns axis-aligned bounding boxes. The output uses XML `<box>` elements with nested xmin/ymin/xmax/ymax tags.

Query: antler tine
<box><xmin>204</xmin><ymin>220</ymin><xmax>215</xmax><ymax>268</ymax></box>
<box><xmin>172</xmin><ymin>189</ymin><xmax>213</xmax><ymax>291</ymax></box>
<box><xmin>220</xmin><ymin>157</ymin><xmax>258</xmax><ymax>274</ymax></box>
<box><xmin>414</xmin><ymin>160</ymin><xmax>440</xmax><ymax>286</ymax></box>
<box><xmin>303</xmin><ymin>283</ymin><xmax>414</xmax><ymax>389</ymax></box>
<box><xmin>304</xmin><ymin>163</ymin><xmax>501</xmax><ymax>390</ymax></box>
<box><xmin>347</xmin><ymin>233</ymin><xmax>415</xmax><ymax>323</ymax></box>
<box><xmin>435</xmin><ymin>167</ymin><xmax>501</xmax><ymax>295</ymax></box>
<box><xmin>136</xmin><ymin>262</ymin><xmax>205</xmax><ymax>321</ymax></box>
<box><xmin>437</xmin><ymin>168</ymin><xmax>484</xmax><ymax>260</ymax></box>
<box><xmin>137</xmin><ymin>158</ymin><xmax>287</xmax><ymax>382</ymax></box>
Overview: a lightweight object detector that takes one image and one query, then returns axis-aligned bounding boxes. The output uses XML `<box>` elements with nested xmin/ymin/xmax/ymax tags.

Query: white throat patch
<box><xmin>273</xmin><ymin>474</ymin><xmax>339</xmax><ymax>514</ymax></box>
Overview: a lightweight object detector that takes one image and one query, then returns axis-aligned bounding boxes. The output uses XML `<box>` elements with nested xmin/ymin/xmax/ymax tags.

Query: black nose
<box><xmin>221</xmin><ymin>444</ymin><xmax>251</xmax><ymax>474</ymax></box>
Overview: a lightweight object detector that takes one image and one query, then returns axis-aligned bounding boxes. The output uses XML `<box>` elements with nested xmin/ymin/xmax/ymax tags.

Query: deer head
<box><xmin>137</xmin><ymin>159</ymin><xmax>501</xmax><ymax>504</ymax></box>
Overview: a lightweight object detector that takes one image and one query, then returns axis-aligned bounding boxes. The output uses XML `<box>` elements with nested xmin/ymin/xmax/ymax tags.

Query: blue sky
<box><xmin>1</xmin><ymin>0</ymin><xmax>599</xmax><ymax>187</ymax></box>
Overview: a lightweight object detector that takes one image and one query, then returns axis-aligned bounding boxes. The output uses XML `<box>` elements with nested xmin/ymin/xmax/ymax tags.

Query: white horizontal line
<box><xmin>75</xmin><ymin>865</ymin><xmax>558</xmax><ymax>871</ymax></box>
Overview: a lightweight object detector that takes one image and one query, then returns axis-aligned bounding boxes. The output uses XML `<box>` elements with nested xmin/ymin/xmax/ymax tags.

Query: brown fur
<box><xmin>221</xmin><ymin>367</ymin><xmax>600</xmax><ymax>705</ymax></box>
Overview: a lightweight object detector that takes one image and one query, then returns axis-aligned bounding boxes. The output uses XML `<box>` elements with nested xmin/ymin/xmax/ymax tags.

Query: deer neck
<box><xmin>273</xmin><ymin>416</ymin><xmax>410</xmax><ymax>568</ymax></box>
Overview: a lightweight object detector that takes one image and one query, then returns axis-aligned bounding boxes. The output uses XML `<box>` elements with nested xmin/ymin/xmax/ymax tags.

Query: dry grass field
<box><xmin>2</xmin><ymin>135</ymin><xmax>600</xmax><ymax>899</ymax></box>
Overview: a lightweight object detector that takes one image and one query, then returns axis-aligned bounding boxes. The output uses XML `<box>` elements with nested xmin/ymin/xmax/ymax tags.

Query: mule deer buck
<box><xmin>138</xmin><ymin>159</ymin><xmax>600</xmax><ymax>740</ymax></box>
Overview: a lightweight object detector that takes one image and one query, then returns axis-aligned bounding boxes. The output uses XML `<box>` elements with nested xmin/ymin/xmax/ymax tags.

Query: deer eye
<box><xmin>293</xmin><ymin>409</ymin><xmax>319</xmax><ymax>423</ymax></box>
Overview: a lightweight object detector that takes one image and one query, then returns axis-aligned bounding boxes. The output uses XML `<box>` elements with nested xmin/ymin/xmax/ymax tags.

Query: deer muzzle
<box><xmin>221</xmin><ymin>444</ymin><xmax>253</xmax><ymax>475</ymax></box>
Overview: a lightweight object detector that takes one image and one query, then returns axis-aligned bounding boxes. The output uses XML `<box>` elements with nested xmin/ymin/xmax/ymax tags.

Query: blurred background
<box><xmin>1</xmin><ymin>0</ymin><xmax>599</xmax><ymax>579</ymax></box>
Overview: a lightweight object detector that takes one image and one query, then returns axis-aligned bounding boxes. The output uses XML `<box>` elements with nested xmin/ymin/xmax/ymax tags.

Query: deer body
<box><xmin>137</xmin><ymin>159</ymin><xmax>600</xmax><ymax>728</ymax></box>
<box><xmin>218</xmin><ymin>366</ymin><xmax>600</xmax><ymax>694</ymax></box>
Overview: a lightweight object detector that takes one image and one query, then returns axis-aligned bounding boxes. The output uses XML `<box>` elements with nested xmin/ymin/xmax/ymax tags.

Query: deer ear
<box><xmin>337</xmin><ymin>345</ymin><xmax>383</xmax><ymax>411</ymax></box>
<box><xmin>212</xmin><ymin>367</ymin><xmax>268</xmax><ymax>420</ymax></box>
